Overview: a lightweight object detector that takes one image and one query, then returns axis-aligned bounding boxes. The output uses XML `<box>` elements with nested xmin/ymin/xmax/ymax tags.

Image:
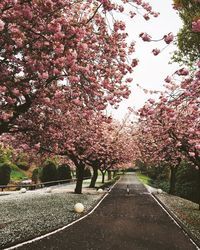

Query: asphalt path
<box><xmin>14</xmin><ymin>173</ymin><xmax>197</xmax><ymax>250</ymax></box>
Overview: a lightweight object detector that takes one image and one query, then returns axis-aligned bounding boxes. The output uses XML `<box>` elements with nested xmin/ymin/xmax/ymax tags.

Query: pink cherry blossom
<box><xmin>163</xmin><ymin>33</ymin><xmax>174</xmax><ymax>44</ymax></box>
<box><xmin>192</xmin><ymin>19</ymin><xmax>200</xmax><ymax>32</ymax></box>
<box><xmin>12</xmin><ymin>88</ymin><xmax>20</xmax><ymax>96</ymax></box>
<box><xmin>195</xmin><ymin>144</ymin><xmax>200</xmax><ymax>150</ymax></box>
<box><xmin>131</xmin><ymin>59</ymin><xmax>139</xmax><ymax>67</ymax></box>
<box><xmin>0</xmin><ymin>19</ymin><xmax>5</xmax><ymax>31</ymax></box>
<box><xmin>176</xmin><ymin>68</ymin><xmax>189</xmax><ymax>76</ymax></box>
<box><xmin>164</xmin><ymin>76</ymin><xmax>172</xmax><ymax>83</ymax></box>
<box><xmin>152</xmin><ymin>48</ymin><xmax>160</xmax><ymax>56</ymax></box>
<box><xmin>0</xmin><ymin>0</ymin><xmax>157</xmax><ymax>138</ymax></box>
<box><xmin>189</xmin><ymin>152</ymin><xmax>195</xmax><ymax>157</ymax></box>
<box><xmin>139</xmin><ymin>32</ymin><xmax>152</xmax><ymax>42</ymax></box>
<box><xmin>40</xmin><ymin>72</ymin><xmax>49</xmax><ymax>79</ymax></box>
<box><xmin>143</xmin><ymin>14</ymin><xmax>150</xmax><ymax>20</ymax></box>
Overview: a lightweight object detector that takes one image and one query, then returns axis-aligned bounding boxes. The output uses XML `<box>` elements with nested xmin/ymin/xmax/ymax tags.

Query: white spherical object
<box><xmin>20</xmin><ymin>188</ymin><xmax>27</xmax><ymax>193</ymax></box>
<box><xmin>74</xmin><ymin>203</ymin><xmax>84</xmax><ymax>213</ymax></box>
<box><xmin>46</xmin><ymin>187</ymin><xmax>52</xmax><ymax>193</ymax></box>
<box><xmin>97</xmin><ymin>188</ymin><xmax>103</xmax><ymax>193</ymax></box>
<box><xmin>157</xmin><ymin>189</ymin><xmax>163</xmax><ymax>194</ymax></box>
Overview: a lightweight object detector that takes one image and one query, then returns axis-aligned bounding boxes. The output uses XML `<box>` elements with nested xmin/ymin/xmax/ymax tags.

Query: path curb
<box><xmin>152</xmin><ymin>193</ymin><xmax>200</xmax><ymax>250</ymax></box>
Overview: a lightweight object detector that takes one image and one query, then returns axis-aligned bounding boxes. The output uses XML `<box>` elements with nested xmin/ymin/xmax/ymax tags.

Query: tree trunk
<box><xmin>198</xmin><ymin>167</ymin><xmax>200</xmax><ymax>211</ymax></box>
<box><xmin>169</xmin><ymin>166</ymin><xmax>178</xmax><ymax>195</ymax></box>
<box><xmin>107</xmin><ymin>170</ymin><xmax>111</xmax><ymax>180</ymax></box>
<box><xmin>102</xmin><ymin>171</ymin><xmax>105</xmax><ymax>183</ymax></box>
<box><xmin>89</xmin><ymin>167</ymin><xmax>98</xmax><ymax>188</ymax></box>
<box><xmin>75</xmin><ymin>162</ymin><xmax>85</xmax><ymax>194</ymax></box>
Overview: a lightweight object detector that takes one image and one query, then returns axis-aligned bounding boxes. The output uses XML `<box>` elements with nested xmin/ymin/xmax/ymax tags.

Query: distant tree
<box><xmin>172</xmin><ymin>0</ymin><xmax>200</xmax><ymax>66</ymax></box>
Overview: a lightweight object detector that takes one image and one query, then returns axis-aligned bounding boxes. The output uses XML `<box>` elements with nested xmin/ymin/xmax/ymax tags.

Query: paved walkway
<box><xmin>16</xmin><ymin>173</ymin><xmax>197</xmax><ymax>250</ymax></box>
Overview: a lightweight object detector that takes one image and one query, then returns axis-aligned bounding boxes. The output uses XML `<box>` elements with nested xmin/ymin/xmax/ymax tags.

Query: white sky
<box><xmin>109</xmin><ymin>0</ymin><xmax>183</xmax><ymax>120</ymax></box>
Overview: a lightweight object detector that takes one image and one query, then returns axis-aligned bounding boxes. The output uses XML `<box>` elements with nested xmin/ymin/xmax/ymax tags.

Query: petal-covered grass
<box><xmin>0</xmin><ymin>187</ymin><xmax>103</xmax><ymax>248</ymax></box>
<box><xmin>156</xmin><ymin>193</ymin><xmax>200</xmax><ymax>246</ymax></box>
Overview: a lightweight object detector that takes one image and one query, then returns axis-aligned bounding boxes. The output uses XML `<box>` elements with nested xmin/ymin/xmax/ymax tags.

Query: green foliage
<box><xmin>0</xmin><ymin>162</ymin><xmax>11</xmax><ymax>185</ymax></box>
<box><xmin>10</xmin><ymin>169</ymin><xmax>27</xmax><ymax>181</ymax></box>
<box><xmin>15</xmin><ymin>152</ymin><xmax>29</xmax><ymax>171</ymax></box>
<box><xmin>175</xmin><ymin>162</ymin><xmax>198</xmax><ymax>203</ymax></box>
<box><xmin>141</xmin><ymin>161</ymin><xmax>199</xmax><ymax>203</ymax></box>
<box><xmin>40</xmin><ymin>159</ymin><xmax>57</xmax><ymax>185</ymax></box>
<box><xmin>137</xmin><ymin>172</ymin><xmax>151</xmax><ymax>185</ymax></box>
<box><xmin>151</xmin><ymin>180</ymin><xmax>170</xmax><ymax>193</ymax></box>
<box><xmin>0</xmin><ymin>145</ymin><xmax>27</xmax><ymax>183</ymax></box>
<box><xmin>137</xmin><ymin>171</ymin><xmax>169</xmax><ymax>193</ymax></box>
<box><xmin>0</xmin><ymin>145</ymin><xmax>12</xmax><ymax>163</ymax></box>
<box><xmin>16</xmin><ymin>161</ymin><xmax>29</xmax><ymax>171</ymax></box>
<box><xmin>146</xmin><ymin>165</ymin><xmax>169</xmax><ymax>181</ymax></box>
<box><xmin>0</xmin><ymin>145</ymin><xmax>30</xmax><ymax>183</ymax></box>
<box><xmin>172</xmin><ymin>0</ymin><xmax>200</xmax><ymax>66</ymax></box>
<box><xmin>57</xmin><ymin>164</ymin><xmax>72</xmax><ymax>183</ymax></box>
<box><xmin>31</xmin><ymin>168</ymin><xmax>40</xmax><ymax>184</ymax></box>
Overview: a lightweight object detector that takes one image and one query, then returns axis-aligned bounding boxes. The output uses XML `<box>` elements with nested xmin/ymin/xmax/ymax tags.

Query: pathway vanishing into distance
<box><xmin>13</xmin><ymin>173</ymin><xmax>197</xmax><ymax>250</ymax></box>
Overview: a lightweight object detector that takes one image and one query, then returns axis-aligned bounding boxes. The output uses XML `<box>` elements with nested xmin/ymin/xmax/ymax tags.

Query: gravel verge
<box><xmin>155</xmin><ymin>193</ymin><xmax>200</xmax><ymax>247</ymax></box>
<box><xmin>0</xmin><ymin>187</ymin><xmax>104</xmax><ymax>249</ymax></box>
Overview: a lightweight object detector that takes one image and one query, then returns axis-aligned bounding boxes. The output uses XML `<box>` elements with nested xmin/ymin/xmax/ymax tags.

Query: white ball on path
<box><xmin>20</xmin><ymin>188</ymin><xmax>27</xmax><ymax>193</ymax></box>
<box><xmin>74</xmin><ymin>203</ymin><xmax>84</xmax><ymax>213</ymax></box>
<box><xmin>46</xmin><ymin>187</ymin><xmax>52</xmax><ymax>193</ymax></box>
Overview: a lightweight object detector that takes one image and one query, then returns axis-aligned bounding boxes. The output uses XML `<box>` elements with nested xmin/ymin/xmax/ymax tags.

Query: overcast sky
<box><xmin>109</xmin><ymin>0</ymin><xmax>183</xmax><ymax>120</ymax></box>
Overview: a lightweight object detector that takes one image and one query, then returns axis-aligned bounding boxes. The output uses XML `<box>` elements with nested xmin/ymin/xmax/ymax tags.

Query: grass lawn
<box><xmin>10</xmin><ymin>169</ymin><xmax>27</xmax><ymax>181</ymax></box>
<box><xmin>136</xmin><ymin>172</ymin><xmax>152</xmax><ymax>185</ymax></box>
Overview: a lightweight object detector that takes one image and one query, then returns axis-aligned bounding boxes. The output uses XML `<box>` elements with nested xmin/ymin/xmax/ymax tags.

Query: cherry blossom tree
<box><xmin>136</xmin><ymin>63</ymin><xmax>200</xmax><ymax>208</ymax></box>
<box><xmin>0</xmin><ymin>0</ymin><xmax>158</xmax><ymax>136</ymax></box>
<box><xmin>7</xmin><ymin>90</ymin><xmax>134</xmax><ymax>193</ymax></box>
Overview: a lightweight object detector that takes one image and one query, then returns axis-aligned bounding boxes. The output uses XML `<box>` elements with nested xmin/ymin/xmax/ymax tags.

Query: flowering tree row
<box><xmin>0</xmin><ymin>92</ymin><xmax>136</xmax><ymax>193</ymax></box>
<box><xmin>135</xmin><ymin>63</ymin><xmax>200</xmax><ymax>209</ymax></box>
<box><xmin>0</xmin><ymin>0</ymin><xmax>158</xmax><ymax>136</ymax></box>
<box><xmin>0</xmin><ymin>0</ymin><xmax>157</xmax><ymax>192</ymax></box>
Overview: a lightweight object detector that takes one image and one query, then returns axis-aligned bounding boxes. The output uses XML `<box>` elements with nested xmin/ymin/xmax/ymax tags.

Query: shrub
<box><xmin>175</xmin><ymin>162</ymin><xmax>198</xmax><ymax>203</ymax></box>
<box><xmin>32</xmin><ymin>168</ymin><xmax>39</xmax><ymax>184</ymax></box>
<box><xmin>151</xmin><ymin>180</ymin><xmax>170</xmax><ymax>193</ymax></box>
<box><xmin>17</xmin><ymin>161</ymin><xmax>29</xmax><ymax>171</ymax></box>
<box><xmin>40</xmin><ymin>160</ymin><xmax>57</xmax><ymax>186</ymax></box>
<box><xmin>0</xmin><ymin>162</ymin><xmax>11</xmax><ymax>186</ymax></box>
<box><xmin>147</xmin><ymin>164</ymin><xmax>169</xmax><ymax>181</ymax></box>
<box><xmin>57</xmin><ymin>164</ymin><xmax>72</xmax><ymax>183</ymax></box>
